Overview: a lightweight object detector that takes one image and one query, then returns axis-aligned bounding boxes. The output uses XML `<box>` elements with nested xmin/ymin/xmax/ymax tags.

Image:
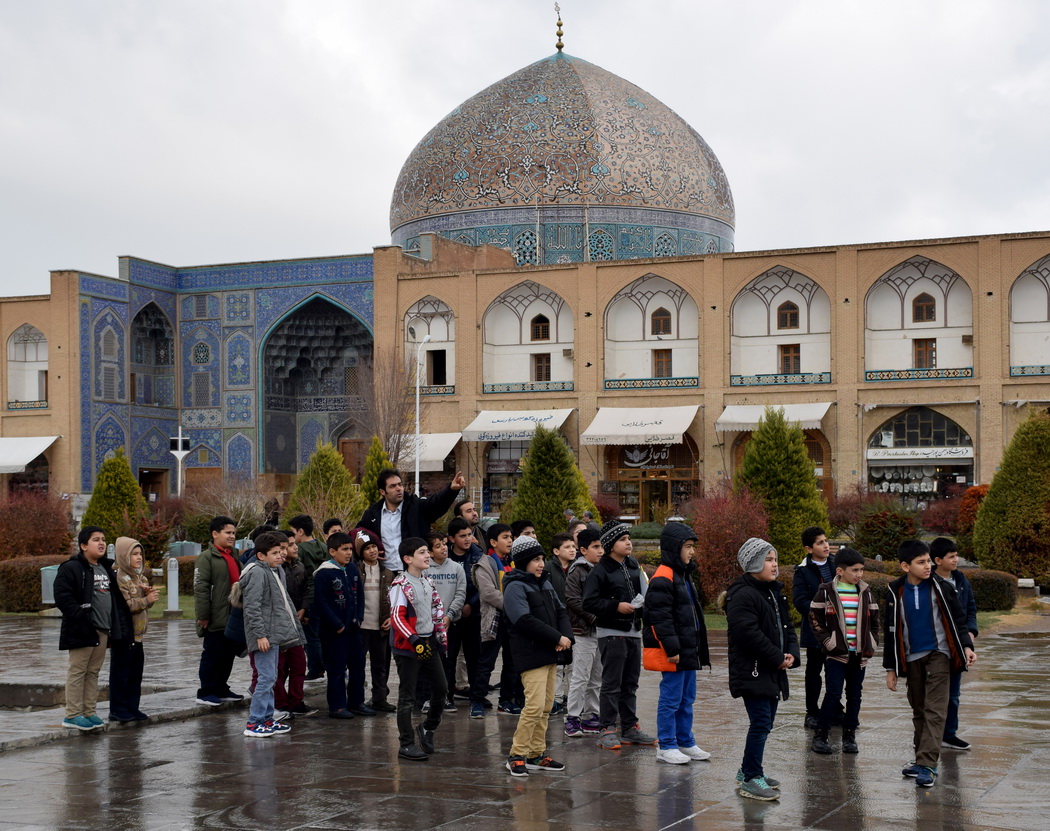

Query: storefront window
<box><xmin>602</xmin><ymin>439</ymin><xmax>699</xmax><ymax>522</ymax></box>
<box><xmin>484</xmin><ymin>440</ymin><xmax>530</xmax><ymax>515</ymax></box>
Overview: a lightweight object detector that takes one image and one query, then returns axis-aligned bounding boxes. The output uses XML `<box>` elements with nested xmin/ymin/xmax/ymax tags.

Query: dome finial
<box><xmin>555</xmin><ymin>3</ymin><xmax>564</xmax><ymax>52</ymax></box>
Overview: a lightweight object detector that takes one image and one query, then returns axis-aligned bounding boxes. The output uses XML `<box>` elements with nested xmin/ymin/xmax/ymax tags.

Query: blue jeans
<box><xmin>819</xmin><ymin>654</ymin><xmax>865</xmax><ymax>730</ymax></box>
<box><xmin>303</xmin><ymin>616</ymin><xmax>323</xmax><ymax>676</ymax></box>
<box><xmin>741</xmin><ymin>696</ymin><xmax>779</xmax><ymax>782</ymax></box>
<box><xmin>657</xmin><ymin>669</ymin><xmax>697</xmax><ymax>749</ymax></box>
<box><xmin>945</xmin><ymin>670</ymin><xmax>962</xmax><ymax>738</ymax></box>
<box><xmin>248</xmin><ymin>646</ymin><xmax>278</xmax><ymax>724</ymax></box>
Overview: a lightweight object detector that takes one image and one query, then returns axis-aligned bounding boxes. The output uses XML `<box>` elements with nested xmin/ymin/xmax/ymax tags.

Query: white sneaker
<box><xmin>420</xmin><ymin>701</ymin><xmax>431</xmax><ymax>713</ymax></box>
<box><xmin>272</xmin><ymin>709</ymin><xmax>290</xmax><ymax>722</ymax></box>
<box><xmin>656</xmin><ymin>748</ymin><xmax>691</xmax><ymax>765</ymax></box>
<box><xmin>678</xmin><ymin>745</ymin><xmax>711</xmax><ymax>761</ymax></box>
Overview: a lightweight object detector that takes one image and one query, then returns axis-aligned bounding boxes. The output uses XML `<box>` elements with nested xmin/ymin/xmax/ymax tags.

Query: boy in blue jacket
<box><xmin>312</xmin><ymin>532</ymin><xmax>368</xmax><ymax>719</ymax></box>
<box><xmin>931</xmin><ymin>537</ymin><xmax>978</xmax><ymax>751</ymax></box>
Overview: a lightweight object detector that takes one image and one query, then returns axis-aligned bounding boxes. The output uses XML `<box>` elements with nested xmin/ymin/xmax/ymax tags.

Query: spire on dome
<box><xmin>555</xmin><ymin>3</ymin><xmax>564</xmax><ymax>52</ymax></box>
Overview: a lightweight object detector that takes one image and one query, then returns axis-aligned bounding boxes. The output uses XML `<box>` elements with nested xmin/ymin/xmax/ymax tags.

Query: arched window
<box><xmin>101</xmin><ymin>329</ymin><xmax>118</xmax><ymax>361</ymax></box>
<box><xmin>7</xmin><ymin>324</ymin><xmax>48</xmax><ymax>405</ymax></box>
<box><xmin>588</xmin><ymin>229</ymin><xmax>613</xmax><ymax>261</ymax></box>
<box><xmin>651</xmin><ymin>307</ymin><xmax>672</xmax><ymax>336</ymax></box>
<box><xmin>192</xmin><ymin>342</ymin><xmax>211</xmax><ymax>364</ymax></box>
<box><xmin>777</xmin><ymin>301</ymin><xmax>799</xmax><ymax>330</ymax></box>
<box><xmin>913</xmin><ymin>292</ymin><xmax>936</xmax><ymax>322</ymax></box>
<box><xmin>514</xmin><ymin>230</ymin><xmax>538</xmax><ymax>266</ymax></box>
<box><xmin>530</xmin><ymin>314</ymin><xmax>550</xmax><ymax>341</ymax></box>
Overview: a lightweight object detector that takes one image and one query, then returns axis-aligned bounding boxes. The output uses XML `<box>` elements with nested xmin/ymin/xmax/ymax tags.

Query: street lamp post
<box><xmin>414</xmin><ymin>333</ymin><xmax>431</xmax><ymax>494</ymax></box>
<box><xmin>168</xmin><ymin>425</ymin><xmax>190</xmax><ymax>498</ymax></box>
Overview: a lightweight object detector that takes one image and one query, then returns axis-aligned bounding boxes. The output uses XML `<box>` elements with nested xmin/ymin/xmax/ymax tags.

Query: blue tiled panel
<box><xmin>94</xmin><ymin>416</ymin><xmax>126</xmax><ymax>469</ymax></box>
<box><xmin>225</xmin><ymin>394</ymin><xmax>253</xmax><ymax>425</ymax></box>
<box><xmin>126</xmin><ymin>255</ymin><xmax>373</xmax><ymax>293</ymax></box>
<box><xmin>298</xmin><ymin>418</ymin><xmax>326</xmax><ymax>470</ymax></box>
<box><xmin>227</xmin><ymin>433</ymin><xmax>253</xmax><ymax>477</ymax></box>
<box><xmin>80</xmin><ymin>275</ymin><xmax>129</xmax><ymax>301</ymax></box>
<box><xmin>130</xmin><ymin>286</ymin><xmax>177</xmax><ymax>324</ymax></box>
<box><xmin>224</xmin><ymin>331</ymin><xmax>253</xmax><ymax>388</ymax></box>
<box><xmin>255</xmin><ymin>284</ymin><xmax>375</xmax><ymax>339</ymax></box>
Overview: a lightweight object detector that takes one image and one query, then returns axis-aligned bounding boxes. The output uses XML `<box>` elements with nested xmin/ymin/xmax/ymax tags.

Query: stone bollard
<box><xmin>163</xmin><ymin>556</ymin><xmax>184</xmax><ymax>619</ymax></box>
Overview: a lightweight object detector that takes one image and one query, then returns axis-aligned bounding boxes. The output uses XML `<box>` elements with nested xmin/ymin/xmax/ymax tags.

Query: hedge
<box><xmin>630</xmin><ymin>522</ymin><xmax>663</xmax><ymax>540</ymax></box>
<box><xmin>966</xmin><ymin>569</ymin><xmax>1018</xmax><ymax>611</ymax></box>
<box><xmin>0</xmin><ymin>555</ymin><xmax>72</xmax><ymax>612</ymax></box>
<box><xmin>174</xmin><ymin>555</ymin><xmax>198</xmax><ymax>596</ymax></box>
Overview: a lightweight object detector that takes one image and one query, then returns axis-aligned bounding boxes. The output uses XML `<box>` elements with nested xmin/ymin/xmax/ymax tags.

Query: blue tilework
<box><xmin>94</xmin><ymin>416</ymin><xmax>127</xmax><ymax>469</ymax></box>
<box><xmin>255</xmin><ymin>285</ymin><xmax>374</xmax><ymax>339</ymax></box>
<box><xmin>224</xmin><ymin>331</ymin><xmax>253</xmax><ymax>388</ymax></box>
<box><xmin>226</xmin><ymin>433</ymin><xmax>253</xmax><ymax>477</ymax></box>
<box><xmin>298</xmin><ymin>419</ymin><xmax>326</xmax><ymax>471</ymax></box>
<box><xmin>79</xmin><ymin>300</ymin><xmax>92</xmax><ymax>491</ymax></box>
<box><xmin>125</xmin><ymin>255</ymin><xmax>372</xmax><ymax>293</ymax></box>
<box><xmin>225</xmin><ymin>394</ymin><xmax>253</xmax><ymax>425</ymax></box>
<box><xmin>80</xmin><ymin>275</ymin><xmax>129</xmax><ymax>302</ymax></box>
<box><xmin>130</xmin><ymin>286</ymin><xmax>177</xmax><ymax>324</ymax></box>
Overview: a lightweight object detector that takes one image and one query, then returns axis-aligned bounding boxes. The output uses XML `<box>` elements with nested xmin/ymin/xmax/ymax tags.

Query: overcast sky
<box><xmin>1</xmin><ymin>0</ymin><xmax>1048</xmax><ymax>296</ymax></box>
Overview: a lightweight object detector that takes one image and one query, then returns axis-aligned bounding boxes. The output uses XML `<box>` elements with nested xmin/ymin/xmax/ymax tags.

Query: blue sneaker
<box><xmin>85</xmin><ymin>714</ymin><xmax>104</xmax><ymax>728</ymax></box>
<box><xmin>195</xmin><ymin>695</ymin><xmax>223</xmax><ymax>707</ymax></box>
<box><xmin>62</xmin><ymin>716</ymin><xmax>94</xmax><ymax>731</ymax></box>
<box><xmin>219</xmin><ymin>691</ymin><xmax>245</xmax><ymax>702</ymax></box>
<box><xmin>901</xmin><ymin>762</ymin><xmax>924</xmax><ymax>778</ymax></box>
<box><xmin>736</xmin><ymin>768</ymin><xmax>780</xmax><ymax>789</ymax></box>
<box><xmin>914</xmin><ymin>766</ymin><xmax>937</xmax><ymax>788</ymax></box>
<box><xmin>243</xmin><ymin>721</ymin><xmax>274</xmax><ymax>738</ymax></box>
<box><xmin>497</xmin><ymin>702</ymin><xmax>522</xmax><ymax>715</ymax></box>
<box><xmin>264</xmin><ymin>719</ymin><xmax>292</xmax><ymax>734</ymax></box>
<box><xmin>470</xmin><ymin>702</ymin><xmax>485</xmax><ymax>719</ymax></box>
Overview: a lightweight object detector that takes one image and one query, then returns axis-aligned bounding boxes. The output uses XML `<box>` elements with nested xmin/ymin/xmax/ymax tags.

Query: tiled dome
<box><xmin>389</xmin><ymin>53</ymin><xmax>735</xmax><ymax>264</ymax></box>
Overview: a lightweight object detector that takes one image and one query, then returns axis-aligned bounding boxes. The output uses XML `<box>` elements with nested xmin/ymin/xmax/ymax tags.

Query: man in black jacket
<box><xmin>357</xmin><ymin>469</ymin><xmax>465</xmax><ymax>573</ymax></box>
<box><xmin>54</xmin><ymin>525</ymin><xmax>130</xmax><ymax>731</ymax></box>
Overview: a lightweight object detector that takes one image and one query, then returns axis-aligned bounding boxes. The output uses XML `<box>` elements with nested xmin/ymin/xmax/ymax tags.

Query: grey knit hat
<box><xmin>737</xmin><ymin>537</ymin><xmax>775</xmax><ymax>573</ymax></box>
<box><xmin>511</xmin><ymin>535</ymin><xmax>546</xmax><ymax>569</ymax></box>
<box><xmin>600</xmin><ymin>520</ymin><xmax>631</xmax><ymax>555</ymax></box>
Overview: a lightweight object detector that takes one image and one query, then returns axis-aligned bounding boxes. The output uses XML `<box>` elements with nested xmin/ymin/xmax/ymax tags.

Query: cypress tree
<box><xmin>362</xmin><ymin>436</ymin><xmax>392</xmax><ymax>504</ymax></box>
<box><xmin>973</xmin><ymin>409</ymin><xmax>1050</xmax><ymax>584</ymax></box>
<box><xmin>285</xmin><ymin>442</ymin><xmax>367</xmax><ymax>529</ymax></box>
<box><xmin>736</xmin><ymin>406</ymin><xmax>829</xmax><ymax>565</ymax></box>
<box><xmin>81</xmin><ymin>447</ymin><xmax>148</xmax><ymax>547</ymax></box>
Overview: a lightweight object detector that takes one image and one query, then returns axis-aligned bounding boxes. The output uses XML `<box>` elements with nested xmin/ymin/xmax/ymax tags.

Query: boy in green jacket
<box><xmin>194</xmin><ymin>515</ymin><xmax>245</xmax><ymax>706</ymax></box>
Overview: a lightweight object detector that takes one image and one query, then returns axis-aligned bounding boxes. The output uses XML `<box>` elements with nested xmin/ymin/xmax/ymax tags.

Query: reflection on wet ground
<box><xmin>0</xmin><ymin>617</ymin><xmax>1047</xmax><ymax>830</ymax></box>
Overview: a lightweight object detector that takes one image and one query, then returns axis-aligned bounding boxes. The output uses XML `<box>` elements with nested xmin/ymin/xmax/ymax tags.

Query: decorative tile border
<box><xmin>864</xmin><ymin>367</ymin><xmax>974</xmax><ymax>382</ymax></box>
<box><xmin>421</xmin><ymin>385</ymin><xmax>456</xmax><ymax>395</ymax></box>
<box><xmin>7</xmin><ymin>400</ymin><xmax>47</xmax><ymax>410</ymax></box>
<box><xmin>604</xmin><ymin>377</ymin><xmax>700</xmax><ymax>390</ymax></box>
<box><xmin>1010</xmin><ymin>365</ymin><xmax>1050</xmax><ymax>377</ymax></box>
<box><xmin>482</xmin><ymin>381</ymin><xmax>575</xmax><ymax>394</ymax></box>
<box><xmin>730</xmin><ymin>372</ymin><xmax>831</xmax><ymax>387</ymax></box>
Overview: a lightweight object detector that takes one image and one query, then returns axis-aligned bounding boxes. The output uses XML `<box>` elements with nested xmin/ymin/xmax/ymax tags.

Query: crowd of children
<box><xmin>54</xmin><ymin>477</ymin><xmax>981</xmax><ymax>797</ymax></box>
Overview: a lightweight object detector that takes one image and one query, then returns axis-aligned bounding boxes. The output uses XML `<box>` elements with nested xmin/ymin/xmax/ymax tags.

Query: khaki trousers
<box><xmin>66</xmin><ymin>630</ymin><xmax>109</xmax><ymax>718</ymax></box>
<box><xmin>905</xmin><ymin>650</ymin><xmax>951</xmax><ymax>769</ymax></box>
<box><xmin>511</xmin><ymin>664</ymin><xmax>557</xmax><ymax>758</ymax></box>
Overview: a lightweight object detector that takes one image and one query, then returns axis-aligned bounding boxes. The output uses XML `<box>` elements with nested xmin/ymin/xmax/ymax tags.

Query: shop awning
<box><xmin>399</xmin><ymin>433</ymin><xmax>462</xmax><ymax>472</ymax></box>
<box><xmin>461</xmin><ymin>409</ymin><xmax>573</xmax><ymax>442</ymax></box>
<box><xmin>581</xmin><ymin>406</ymin><xmax>699</xmax><ymax>445</ymax></box>
<box><xmin>0</xmin><ymin>436</ymin><xmax>59</xmax><ymax>473</ymax></box>
<box><xmin>715</xmin><ymin>403</ymin><xmax>832</xmax><ymax>432</ymax></box>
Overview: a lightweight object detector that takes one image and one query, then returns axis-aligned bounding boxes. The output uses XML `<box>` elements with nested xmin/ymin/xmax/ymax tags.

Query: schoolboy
<box><xmin>289</xmin><ymin>514</ymin><xmax>327</xmax><ymax>680</ymax></box>
<box><xmin>323</xmin><ymin>518</ymin><xmax>344</xmax><ymax>539</ymax></box>
<box><xmin>312</xmin><ymin>531</ymin><xmax>367</xmax><ymax>719</ymax></box>
<box><xmin>642</xmin><ymin>523</ymin><xmax>712</xmax><ymax>764</ymax></box>
<box><xmin>808</xmin><ymin>547</ymin><xmax>879</xmax><ymax>755</ymax></box>
<box><xmin>547</xmin><ymin>532</ymin><xmax>577</xmax><ymax>713</ymax></box>
<box><xmin>726</xmin><ymin>538</ymin><xmax>798</xmax><ymax>801</ymax></box>
<box><xmin>241</xmin><ymin>531</ymin><xmax>304</xmax><ymax>737</ymax></box>
<box><xmin>421</xmin><ymin>530</ymin><xmax>465</xmax><ymax>712</ymax></box>
<box><xmin>110</xmin><ymin>536</ymin><xmax>159</xmax><ymax>722</ymax></box>
<box><xmin>563</xmin><ymin>527</ymin><xmax>603</xmax><ymax>737</ymax></box>
<box><xmin>276</xmin><ymin>532</ymin><xmax>314</xmax><ymax>717</ymax></box>
<box><xmin>793</xmin><ymin>526</ymin><xmax>837</xmax><ymax>729</ymax></box>
<box><xmin>54</xmin><ymin>526</ymin><xmax>131</xmax><ymax>730</ymax></box>
<box><xmin>884</xmin><ymin>540</ymin><xmax>976</xmax><ymax>787</ymax></box>
<box><xmin>471</xmin><ymin>522</ymin><xmax>523</xmax><ymax>717</ymax></box>
<box><xmin>390</xmin><ymin>537</ymin><xmax>449</xmax><ymax>761</ymax></box>
<box><xmin>503</xmin><ymin>535</ymin><xmax>574</xmax><ymax>776</ymax></box>
<box><xmin>446</xmin><ymin>517</ymin><xmax>483</xmax><ymax>710</ymax></box>
<box><xmin>355</xmin><ymin>529</ymin><xmax>396</xmax><ymax>712</ymax></box>
<box><xmin>931</xmin><ymin>536</ymin><xmax>978</xmax><ymax>750</ymax></box>
<box><xmin>194</xmin><ymin>516</ymin><xmax>245</xmax><ymax>706</ymax></box>
<box><xmin>511</xmin><ymin>519</ymin><xmax>537</xmax><ymax>539</ymax></box>
<box><xmin>582</xmin><ymin>521</ymin><xmax>656</xmax><ymax>750</ymax></box>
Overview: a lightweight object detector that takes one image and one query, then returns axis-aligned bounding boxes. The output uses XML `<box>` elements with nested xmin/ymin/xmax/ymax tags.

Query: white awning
<box><xmin>461</xmin><ymin>409</ymin><xmax>573</xmax><ymax>442</ymax></box>
<box><xmin>581</xmin><ymin>406</ymin><xmax>699</xmax><ymax>445</ymax></box>
<box><xmin>715</xmin><ymin>403</ymin><xmax>832</xmax><ymax>432</ymax></box>
<box><xmin>0</xmin><ymin>436</ymin><xmax>59</xmax><ymax>473</ymax></box>
<box><xmin>400</xmin><ymin>433</ymin><xmax>462</xmax><ymax>472</ymax></box>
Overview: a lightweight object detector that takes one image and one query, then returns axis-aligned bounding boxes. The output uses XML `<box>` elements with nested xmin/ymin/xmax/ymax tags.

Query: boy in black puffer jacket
<box><xmin>643</xmin><ymin>522</ymin><xmax>711</xmax><ymax>764</ymax></box>
<box><xmin>726</xmin><ymin>538</ymin><xmax>800</xmax><ymax>802</ymax></box>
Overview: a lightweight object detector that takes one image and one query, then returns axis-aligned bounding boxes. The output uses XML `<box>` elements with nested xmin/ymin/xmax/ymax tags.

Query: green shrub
<box><xmin>175</xmin><ymin>555</ymin><xmax>197</xmax><ymax>596</ymax></box>
<box><xmin>966</xmin><ymin>568</ymin><xmax>1018</xmax><ymax>611</ymax></box>
<box><xmin>81</xmin><ymin>448</ymin><xmax>148</xmax><ymax>547</ymax></box>
<box><xmin>633</xmin><ymin>548</ymin><xmax>661</xmax><ymax>567</ymax></box>
<box><xmin>862</xmin><ymin>571</ymin><xmax>893</xmax><ymax>612</ymax></box>
<box><xmin>777</xmin><ymin>567</ymin><xmax>801</xmax><ymax>627</ymax></box>
<box><xmin>285</xmin><ymin>443</ymin><xmax>368</xmax><ymax>534</ymax></box>
<box><xmin>861</xmin><ymin>556</ymin><xmax>898</xmax><ymax>575</ymax></box>
<box><xmin>630</xmin><ymin>521</ymin><xmax>662</xmax><ymax>540</ymax></box>
<box><xmin>0</xmin><ymin>555</ymin><xmax>70</xmax><ymax>612</ymax></box>
<box><xmin>361</xmin><ymin>436</ymin><xmax>391</xmax><ymax>505</ymax></box>
<box><xmin>853</xmin><ymin>507</ymin><xmax>918</xmax><ymax>563</ymax></box>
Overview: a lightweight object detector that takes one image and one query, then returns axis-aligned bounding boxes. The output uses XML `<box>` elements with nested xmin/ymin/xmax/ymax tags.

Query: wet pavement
<box><xmin>0</xmin><ymin>615</ymin><xmax>1048</xmax><ymax>830</ymax></box>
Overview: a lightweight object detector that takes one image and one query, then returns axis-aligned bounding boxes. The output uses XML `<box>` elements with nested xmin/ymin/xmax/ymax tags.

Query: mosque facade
<box><xmin>2</xmin><ymin>47</ymin><xmax>1050</xmax><ymax>521</ymax></box>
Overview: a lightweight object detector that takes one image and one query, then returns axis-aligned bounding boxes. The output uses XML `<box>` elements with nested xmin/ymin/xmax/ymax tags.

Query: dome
<box><xmin>389</xmin><ymin>52</ymin><xmax>735</xmax><ymax>264</ymax></box>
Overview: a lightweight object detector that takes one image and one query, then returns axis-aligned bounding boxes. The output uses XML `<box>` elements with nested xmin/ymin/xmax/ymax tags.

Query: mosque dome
<box><xmin>389</xmin><ymin>52</ymin><xmax>735</xmax><ymax>265</ymax></box>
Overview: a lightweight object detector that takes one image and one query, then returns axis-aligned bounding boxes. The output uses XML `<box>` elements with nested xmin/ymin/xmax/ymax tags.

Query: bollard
<box><xmin>165</xmin><ymin>556</ymin><xmax>183</xmax><ymax>618</ymax></box>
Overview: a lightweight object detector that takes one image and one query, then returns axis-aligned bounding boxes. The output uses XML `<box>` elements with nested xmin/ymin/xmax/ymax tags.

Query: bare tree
<box><xmin>350</xmin><ymin>346</ymin><xmax>426</xmax><ymax>467</ymax></box>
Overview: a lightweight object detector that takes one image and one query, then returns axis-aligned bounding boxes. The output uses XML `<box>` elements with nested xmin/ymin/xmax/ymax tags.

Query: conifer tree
<box><xmin>81</xmin><ymin>447</ymin><xmax>148</xmax><ymax>547</ymax></box>
<box><xmin>362</xmin><ymin>436</ymin><xmax>392</xmax><ymax>504</ymax></box>
<box><xmin>285</xmin><ymin>442</ymin><xmax>367</xmax><ymax>530</ymax></box>
<box><xmin>736</xmin><ymin>406</ymin><xmax>828</xmax><ymax>565</ymax></box>
<box><xmin>511</xmin><ymin>425</ymin><xmax>598</xmax><ymax>548</ymax></box>
<box><xmin>973</xmin><ymin>409</ymin><xmax>1050</xmax><ymax>584</ymax></box>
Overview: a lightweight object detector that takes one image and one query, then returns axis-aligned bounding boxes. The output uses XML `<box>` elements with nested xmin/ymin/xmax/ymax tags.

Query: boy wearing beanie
<box><xmin>503</xmin><ymin>536</ymin><xmax>574</xmax><ymax>776</ymax></box>
<box><xmin>726</xmin><ymin>537</ymin><xmax>799</xmax><ymax>801</ymax></box>
<box><xmin>582</xmin><ymin>521</ymin><xmax>657</xmax><ymax>750</ymax></box>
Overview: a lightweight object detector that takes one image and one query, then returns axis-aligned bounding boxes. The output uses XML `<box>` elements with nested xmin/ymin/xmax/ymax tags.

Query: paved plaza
<box><xmin>0</xmin><ymin>613</ymin><xmax>1047</xmax><ymax>830</ymax></box>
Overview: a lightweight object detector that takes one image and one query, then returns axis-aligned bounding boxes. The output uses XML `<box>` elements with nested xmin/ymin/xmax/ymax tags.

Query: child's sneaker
<box><xmin>736</xmin><ymin>768</ymin><xmax>780</xmax><ymax>789</ymax></box>
<box><xmin>272</xmin><ymin>709</ymin><xmax>290</xmax><ymax>722</ymax></box>
<box><xmin>738</xmin><ymin>776</ymin><xmax>780</xmax><ymax>801</ymax></box>
<box><xmin>195</xmin><ymin>695</ymin><xmax>222</xmax><ymax>707</ymax></box>
<box><xmin>678</xmin><ymin>745</ymin><xmax>711</xmax><ymax>761</ymax></box>
<box><xmin>914</xmin><ymin>766</ymin><xmax>937</xmax><ymax>787</ymax></box>
<box><xmin>656</xmin><ymin>748</ymin><xmax>691</xmax><ymax>764</ymax></box>
<box><xmin>62</xmin><ymin>716</ymin><xmax>94</xmax><ymax>731</ymax></box>
<box><xmin>564</xmin><ymin>716</ymin><xmax>583</xmax><ymax>737</ymax></box>
<box><xmin>443</xmin><ymin>700</ymin><xmax>457</xmax><ymax>712</ymax></box>
<box><xmin>420</xmin><ymin>701</ymin><xmax>431</xmax><ymax>713</ymax></box>
<box><xmin>841</xmin><ymin>729</ymin><xmax>858</xmax><ymax>754</ymax></box>
<box><xmin>243</xmin><ymin>722</ymin><xmax>274</xmax><ymax>738</ymax></box>
<box><xmin>470</xmin><ymin>702</ymin><xmax>485</xmax><ymax>719</ymax></box>
<box><xmin>549</xmin><ymin>700</ymin><xmax>564</xmax><ymax>715</ymax></box>
<box><xmin>497</xmin><ymin>702</ymin><xmax>522</xmax><ymax>715</ymax></box>
<box><xmin>580</xmin><ymin>715</ymin><xmax>601</xmax><ymax>734</ymax></box>
<box><xmin>901</xmin><ymin>762</ymin><xmax>924</xmax><ymax>778</ymax></box>
<box><xmin>289</xmin><ymin>703</ymin><xmax>318</xmax><ymax>717</ymax></box>
<box><xmin>506</xmin><ymin>756</ymin><xmax>529</xmax><ymax>777</ymax></box>
<box><xmin>525</xmin><ymin>755</ymin><xmax>565</xmax><ymax>771</ymax></box>
<box><xmin>620</xmin><ymin>724</ymin><xmax>657</xmax><ymax>745</ymax></box>
<box><xmin>942</xmin><ymin>735</ymin><xmax>971</xmax><ymax>750</ymax></box>
<box><xmin>85</xmin><ymin>714</ymin><xmax>104</xmax><ymax>728</ymax></box>
<box><xmin>264</xmin><ymin>719</ymin><xmax>291</xmax><ymax>734</ymax></box>
<box><xmin>597</xmin><ymin>728</ymin><xmax>621</xmax><ymax>750</ymax></box>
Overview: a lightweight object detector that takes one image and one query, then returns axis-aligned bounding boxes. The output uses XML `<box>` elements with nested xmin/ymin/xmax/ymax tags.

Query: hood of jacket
<box><xmin>114</xmin><ymin>536</ymin><xmax>144</xmax><ymax>577</ymax></box>
<box><xmin>659</xmin><ymin>522</ymin><xmax>698</xmax><ymax>570</ymax></box>
<box><xmin>502</xmin><ymin>568</ymin><xmax>548</xmax><ymax>591</ymax></box>
<box><xmin>567</xmin><ymin>557</ymin><xmax>594</xmax><ymax>576</ymax></box>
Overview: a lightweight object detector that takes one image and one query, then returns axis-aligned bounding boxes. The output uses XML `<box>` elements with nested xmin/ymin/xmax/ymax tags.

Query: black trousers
<box><xmin>196</xmin><ymin>630</ymin><xmax>238</xmax><ymax>698</ymax></box>
<box><xmin>598</xmin><ymin>636</ymin><xmax>641</xmax><ymax>730</ymax></box>
<box><xmin>444</xmin><ymin>615</ymin><xmax>480</xmax><ymax>701</ymax></box>
<box><xmin>394</xmin><ymin>639</ymin><xmax>447</xmax><ymax>746</ymax></box>
<box><xmin>360</xmin><ymin>628</ymin><xmax>391</xmax><ymax>705</ymax></box>
<box><xmin>109</xmin><ymin>640</ymin><xmax>144</xmax><ymax>718</ymax></box>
